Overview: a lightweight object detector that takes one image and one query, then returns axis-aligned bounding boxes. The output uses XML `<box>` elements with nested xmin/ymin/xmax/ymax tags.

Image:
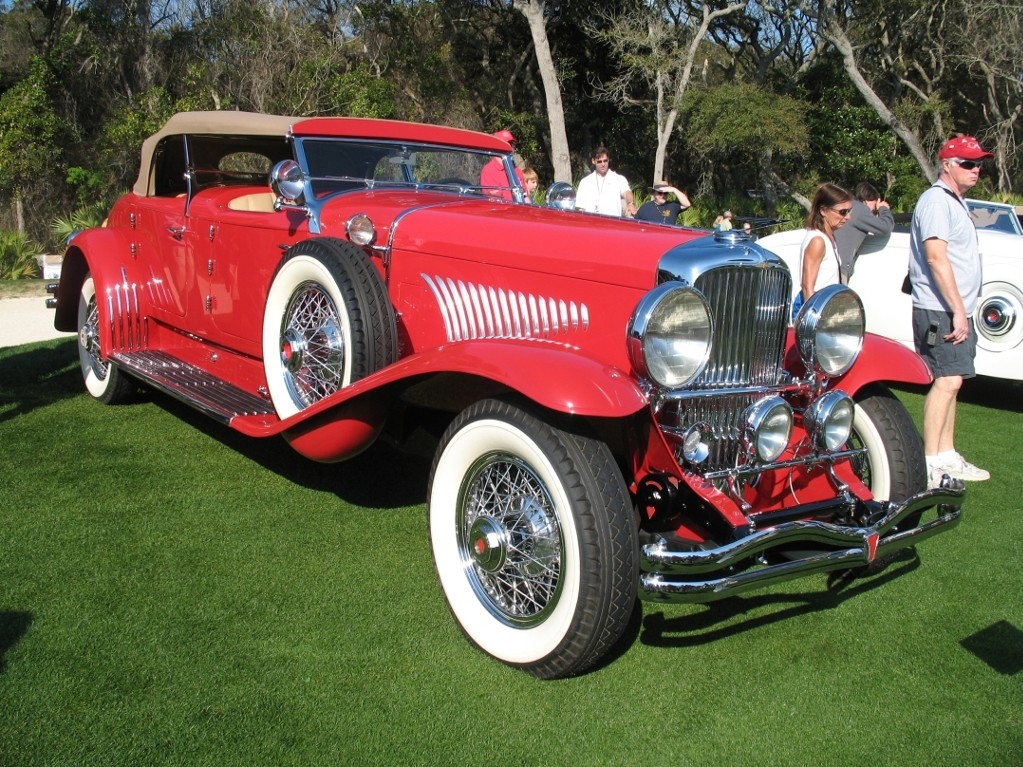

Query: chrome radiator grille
<box><xmin>664</xmin><ymin>259</ymin><xmax>792</xmax><ymax>472</ymax></box>
<box><xmin>693</xmin><ymin>264</ymin><xmax>791</xmax><ymax>390</ymax></box>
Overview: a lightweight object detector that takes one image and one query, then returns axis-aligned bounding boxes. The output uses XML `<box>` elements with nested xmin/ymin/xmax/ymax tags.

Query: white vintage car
<box><xmin>758</xmin><ymin>199</ymin><xmax>1023</xmax><ymax>382</ymax></box>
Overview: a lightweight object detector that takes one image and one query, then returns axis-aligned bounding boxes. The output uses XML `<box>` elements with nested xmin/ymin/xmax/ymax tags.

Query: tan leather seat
<box><xmin>228</xmin><ymin>193</ymin><xmax>276</xmax><ymax>212</ymax></box>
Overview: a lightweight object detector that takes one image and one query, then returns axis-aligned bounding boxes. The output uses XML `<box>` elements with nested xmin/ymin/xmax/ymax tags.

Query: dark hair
<box><xmin>591</xmin><ymin>146</ymin><xmax>610</xmax><ymax>160</ymax></box>
<box><xmin>854</xmin><ymin>182</ymin><xmax>881</xmax><ymax>202</ymax></box>
<box><xmin>804</xmin><ymin>183</ymin><xmax>852</xmax><ymax>231</ymax></box>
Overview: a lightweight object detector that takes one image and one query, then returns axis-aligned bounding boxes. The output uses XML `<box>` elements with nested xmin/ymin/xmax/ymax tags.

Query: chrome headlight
<box><xmin>795</xmin><ymin>284</ymin><xmax>865</xmax><ymax>377</ymax></box>
<box><xmin>743</xmin><ymin>396</ymin><xmax>793</xmax><ymax>463</ymax></box>
<box><xmin>628</xmin><ymin>283</ymin><xmax>713</xmax><ymax>388</ymax></box>
<box><xmin>804</xmin><ymin>390</ymin><xmax>855</xmax><ymax>452</ymax></box>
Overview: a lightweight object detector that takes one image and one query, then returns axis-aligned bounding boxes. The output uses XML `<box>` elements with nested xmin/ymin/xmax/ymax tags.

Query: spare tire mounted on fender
<box><xmin>262</xmin><ymin>238</ymin><xmax>397</xmax><ymax>419</ymax></box>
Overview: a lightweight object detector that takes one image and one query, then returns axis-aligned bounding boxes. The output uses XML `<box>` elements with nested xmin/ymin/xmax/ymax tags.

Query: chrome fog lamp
<box><xmin>681</xmin><ymin>422</ymin><xmax>711</xmax><ymax>465</ymax></box>
<box><xmin>743</xmin><ymin>396</ymin><xmax>793</xmax><ymax>463</ymax></box>
<box><xmin>345</xmin><ymin>213</ymin><xmax>376</xmax><ymax>246</ymax></box>
<box><xmin>804</xmin><ymin>390</ymin><xmax>855</xmax><ymax>452</ymax></box>
<box><xmin>795</xmin><ymin>284</ymin><xmax>865</xmax><ymax>377</ymax></box>
<box><xmin>628</xmin><ymin>283</ymin><xmax>713</xmax><ymax>388</ymax></box>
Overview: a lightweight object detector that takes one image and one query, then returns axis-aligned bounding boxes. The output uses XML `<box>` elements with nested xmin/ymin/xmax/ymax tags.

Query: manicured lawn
<box><xmin>1</xmin><ymin>339</ymin><xmax>1021</xmax><ymax>766</ymax></box>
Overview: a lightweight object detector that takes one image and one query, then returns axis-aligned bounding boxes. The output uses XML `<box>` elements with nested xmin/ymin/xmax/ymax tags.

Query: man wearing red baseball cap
<box><xmin>908</xmin><ymin>135</ymin><xmax>994</xmax><ymax>487</ymax></box>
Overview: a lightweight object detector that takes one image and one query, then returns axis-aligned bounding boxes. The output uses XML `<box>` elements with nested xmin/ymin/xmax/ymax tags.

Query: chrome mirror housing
<box><xmin>270</xmin><ymin>159</ymin><xmax>306</xmax><ymax>205</ymax></box>
<box><xmin>545</xmin><ymin>181</ymin><xmax>576</xmax><ymax>210</ymax></box>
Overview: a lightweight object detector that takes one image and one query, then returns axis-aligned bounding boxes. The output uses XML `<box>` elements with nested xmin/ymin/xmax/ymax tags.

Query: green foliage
<box><xmin>683</xmin><ymin>84</ymin><xmax>808</xmax><ymax>157</ymax></box>
<box><xmin>50</xmin><ymin>206</ymin><xmax>108</xmax><ymax>247</ymax></box>
<box><xmin>0</xmin><ymin>229</ymin><xmax>42</xmax><ymax>279</ymax></box>
<box><xmin>0</xmin><ymin>56</ymin><xmax>65</xmax><ymax>197</ymax></box>
<box><xmin>98</xmin><ymin>88</ymin><xmax>176</xmax><ymax>190</ymax></box>
<box><xmin>65</xmin><ymin>167</ymin><xmax>107</xmax><ymax>209</ymax></box>
<box><xmin>321</xmin><ymin>64</ymin><xmax>397</xmax><ymax>118</ymax></box>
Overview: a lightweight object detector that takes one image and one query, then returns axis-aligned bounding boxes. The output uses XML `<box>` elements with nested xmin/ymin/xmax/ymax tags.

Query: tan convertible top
<box><xmin>133</xmin><ymin>111</ymin><xmax>296</xmax><ymax>196</ymax></box>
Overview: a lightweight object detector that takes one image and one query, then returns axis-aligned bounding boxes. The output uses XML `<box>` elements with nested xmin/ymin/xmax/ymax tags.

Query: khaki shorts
<box><xmin>912</xmin><ymin>308</ymin><xmax>977</xmax><ymax>379</ymax></box>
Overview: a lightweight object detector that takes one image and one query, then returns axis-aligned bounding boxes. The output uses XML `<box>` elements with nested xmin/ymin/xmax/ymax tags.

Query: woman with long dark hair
<box><xmin>793</xmin><ymin>183</ymin><xmax>853</xmax><ymax>317</ymax></box>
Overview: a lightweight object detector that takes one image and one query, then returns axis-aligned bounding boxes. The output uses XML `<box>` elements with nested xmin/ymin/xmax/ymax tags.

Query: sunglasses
<box><xmin>831</xmin><ymin>206</ymin><xmax>853</xmax><ymax>216</ymax></box>
<box><xmin>952</xmin><ymin>159</ymin><xmax>984</xmax><ymax>170</ymax></box>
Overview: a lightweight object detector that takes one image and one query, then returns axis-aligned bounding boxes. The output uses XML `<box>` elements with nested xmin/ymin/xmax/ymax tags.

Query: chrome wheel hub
<box><xmin>458</xmin><ymin>454</ymin><xmax>563</xmax><ymax>626</ymax></box>
<box><xmin>280</xmin><ymin>283</ymin><xmax>346</xmax><ymax>406</ymax></box>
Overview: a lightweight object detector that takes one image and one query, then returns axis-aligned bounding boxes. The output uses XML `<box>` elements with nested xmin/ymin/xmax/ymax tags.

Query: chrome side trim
<box><xmin>423</xmin><ymin>273</ymin><xmax>589</xmax><ymax>342</ymax></box>
<box><xmin>638</xmin><ymin>483</ymin><xmax>964</xmax><ymax>603</ymax></box>
<box><xmin>106</xmin><ymin>268</ymin><xmax>144</xmax><ymax>352</ymax></box>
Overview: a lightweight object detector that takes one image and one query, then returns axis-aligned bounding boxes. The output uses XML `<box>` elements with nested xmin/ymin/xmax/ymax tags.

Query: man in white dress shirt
<box><xmin>575</xmin><ymin>147</ymin><xmax>635</xmax><ymax>217</ymax></box>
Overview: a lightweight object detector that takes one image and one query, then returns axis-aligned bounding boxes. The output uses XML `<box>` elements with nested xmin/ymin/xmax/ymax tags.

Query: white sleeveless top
<box><xmin>799</xmin><ymin>229</ymin><xmax>841</xmax><ymax>294</ymax></box>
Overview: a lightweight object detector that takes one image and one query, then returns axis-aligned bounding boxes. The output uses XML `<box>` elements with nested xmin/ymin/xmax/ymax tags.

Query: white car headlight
<box><xmin>628</xmin><ymin>283</ymin><xmax>713</xmax><ymax>388</ymax></box>
<box><xmin>795</xmin><ymin>284</ymin><xmax>865</xmax><ymax>377</ymax></box>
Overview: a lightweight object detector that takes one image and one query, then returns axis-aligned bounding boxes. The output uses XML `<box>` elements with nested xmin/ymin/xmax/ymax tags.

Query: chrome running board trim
<box><xmin>110</xmin><ymin>350</ymin><xmax>274</xmax><ymax>424</ymax></box>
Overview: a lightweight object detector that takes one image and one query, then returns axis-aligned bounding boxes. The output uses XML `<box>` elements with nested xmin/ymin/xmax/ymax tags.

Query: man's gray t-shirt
<box><xmin>909</xmin><ymin>181</ymin><xmax>983</xmax><ymax>314</ymax></box>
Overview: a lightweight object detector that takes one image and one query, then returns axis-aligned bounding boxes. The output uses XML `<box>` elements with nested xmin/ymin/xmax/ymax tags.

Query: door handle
<box><xmin>167</xmin><ymin>225</ymin><xmax>185</xmax><ymax>240</ymax></box>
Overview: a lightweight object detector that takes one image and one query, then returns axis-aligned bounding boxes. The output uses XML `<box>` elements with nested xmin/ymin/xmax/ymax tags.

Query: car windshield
<box><xmin>967</xmin><ymin>200</ymin><xmax>1023</xmax><ymax>236</ymax></box>
<box><xmin>298</xmin><ymin>138</ymin><xmax>520</xmax><ymax>200</ymax></box>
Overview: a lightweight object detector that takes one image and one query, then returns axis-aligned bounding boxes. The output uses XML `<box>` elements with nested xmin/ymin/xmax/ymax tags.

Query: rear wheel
<box><xmin>77</xmin><ymin>275</ymin><xmax>136</xmax><ymax>405</ymax></box>
<box><xmin>428</xmin><ymin>399</ymin><xmax>637</xmax><ymax>679</ymax></box>
<box><xmin>262</xmin><ymin>238</ymin><xmax>396</xmax><ymax>419</ymax></box>
<box><xmin>848</xmin><ymin>383</ymin><xmax>926</xmax><ymax>502</ymax></box>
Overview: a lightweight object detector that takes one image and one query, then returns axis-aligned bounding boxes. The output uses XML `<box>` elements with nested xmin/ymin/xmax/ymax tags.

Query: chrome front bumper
<box><xmin>639</xmin><ymin>481</ymin><xmax>964</xmax><ymax>603</ymax></box>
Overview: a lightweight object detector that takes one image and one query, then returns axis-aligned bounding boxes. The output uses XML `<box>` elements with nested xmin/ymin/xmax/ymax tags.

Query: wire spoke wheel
<box><xmin>262</xmin><ymin>238</ymin><xmax>397</xmax><ymax>419</ymax></box>
<box><xmin>280</xmin><ymin>282</ymin><xmax>347</xmax><ymax>407</ymax></box>
<box><xmin>429</xmin><ymin>399</ymin><xmax>637</xmax><ymax>679</ymax></box>
<box><xmin>459</xmin><ymin>453</ymin><xmax>563</xmax><ymax>627</ymax></box>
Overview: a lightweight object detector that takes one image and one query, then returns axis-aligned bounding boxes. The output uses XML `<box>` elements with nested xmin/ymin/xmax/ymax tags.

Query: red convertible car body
<box><xmin>50</xmin><ymin>112</ymin><xmax>963</xmax><ymax>678</ymax></box>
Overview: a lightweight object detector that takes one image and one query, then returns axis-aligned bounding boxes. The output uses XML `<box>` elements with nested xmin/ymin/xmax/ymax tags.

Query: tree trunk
<box><xmin>824</xmin><ymin>14</ymin><xmax>937</xmax><ymax>181</ymax></box>
<box><xmin>513</xmin><ymin>0</ymin><xmax>572</xmax><ymax>182</ymax></box>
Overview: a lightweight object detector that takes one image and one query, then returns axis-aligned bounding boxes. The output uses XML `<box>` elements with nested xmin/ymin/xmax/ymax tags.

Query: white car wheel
<box><xmin>77</xmin><ymin>275</ymin><xmax>135</xmax><ymax>405</ymax></box>
<box><xmin>848</xmin><ymin>384</ymin><xmax>926</xmax><ymax>503</ymax></box>
<box><xmin>429</xmin><ymin>399</ymin><xmax>637</xmax><ymax>679</ymax></box>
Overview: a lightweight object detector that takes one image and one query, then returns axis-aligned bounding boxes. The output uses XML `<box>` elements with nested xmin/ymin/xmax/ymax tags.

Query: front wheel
<box><xmin>847</xmin><ymin>384</ymin><xmax>926</xmax><ymax>502</ymax></box>
<box><xmin>77</xmin><ymin>275</ymin><xmax>136</xmax><ymax>405</ymax></box>
<box><xmin>428</xmin><ymin>399</ymin><xmax>638</xmax><ymax>679</ymax></box>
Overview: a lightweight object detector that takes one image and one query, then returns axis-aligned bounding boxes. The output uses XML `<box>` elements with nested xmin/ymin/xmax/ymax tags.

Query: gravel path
<box><xmin>0</xmin><ymin>296</ymin><xmax>75</xmax><ymax>349</ymax></box>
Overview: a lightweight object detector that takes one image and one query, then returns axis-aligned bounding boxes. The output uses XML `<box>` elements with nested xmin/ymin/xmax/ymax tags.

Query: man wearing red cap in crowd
<box><xmin>909</xmin><ymin>135</ymin><xmax>993</xmax><ymax>487</ymax></box>
<box><xmin>480</xmin><ymin>129</ymin><xmax>526</xmax><ymax>201</ymax></box>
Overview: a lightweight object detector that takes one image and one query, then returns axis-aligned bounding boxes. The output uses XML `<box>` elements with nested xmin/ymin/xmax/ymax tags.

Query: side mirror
<box><xmin>270</xmin><ymin>159</ymin><xmax>306</xmax><ymax>205</ymax></box>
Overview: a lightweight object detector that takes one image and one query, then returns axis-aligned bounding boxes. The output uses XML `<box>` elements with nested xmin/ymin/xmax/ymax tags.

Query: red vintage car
<box><xmin>50</xmin><ymin>111</ymin><xmax>963</xmax><ymax>678</ymax></box>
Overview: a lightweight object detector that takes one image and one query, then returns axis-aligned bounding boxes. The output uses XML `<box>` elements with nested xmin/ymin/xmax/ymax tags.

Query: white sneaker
<box><xmin>927</xmin><ymin>465</ymin><xmax>947</xmax><ymax>489</ymax></box>
<box><xmin>938</xmin><ymin>452</ymin><xmax>990</xmax><ymax>482</ymax></box>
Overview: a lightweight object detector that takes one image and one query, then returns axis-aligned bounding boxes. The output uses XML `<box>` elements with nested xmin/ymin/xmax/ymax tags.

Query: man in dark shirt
<box><xmin>635</xmin><ymin>181</ymin><xmax>691</xmax><ymax>226</ymax></box>
<box><xmin>834</xmin><ymin>182</ymin><xmax>895</xmax><ymax>282</ymax></box>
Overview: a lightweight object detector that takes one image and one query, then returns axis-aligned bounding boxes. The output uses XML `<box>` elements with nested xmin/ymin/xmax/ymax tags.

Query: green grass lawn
<box><xmin>2</xmin><ymin>339</ymin><xmax>1021</xmax><ymax>767</ymax></box>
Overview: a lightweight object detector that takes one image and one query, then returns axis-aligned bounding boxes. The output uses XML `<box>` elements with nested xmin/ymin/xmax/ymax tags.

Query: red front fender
<box><xmin>785</xmin><ymin>330</ymin><xmax>931</xmax><ymax>395</ymax></box>
<box><xmin>835</xmin><ymin>333</ymin><xmax>932</xmax><ymax>393</ymax></box>
<box><xmin>272</xmin><ymin>340</ymin><xmax>650</xmax><ymax>462</ymax></box>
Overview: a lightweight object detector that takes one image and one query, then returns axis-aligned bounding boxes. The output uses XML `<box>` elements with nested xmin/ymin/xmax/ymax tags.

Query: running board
<box><xmin>110</xmin><ymin>350</ymin><xmax>275</xmax><ymax>424</ymax></box>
